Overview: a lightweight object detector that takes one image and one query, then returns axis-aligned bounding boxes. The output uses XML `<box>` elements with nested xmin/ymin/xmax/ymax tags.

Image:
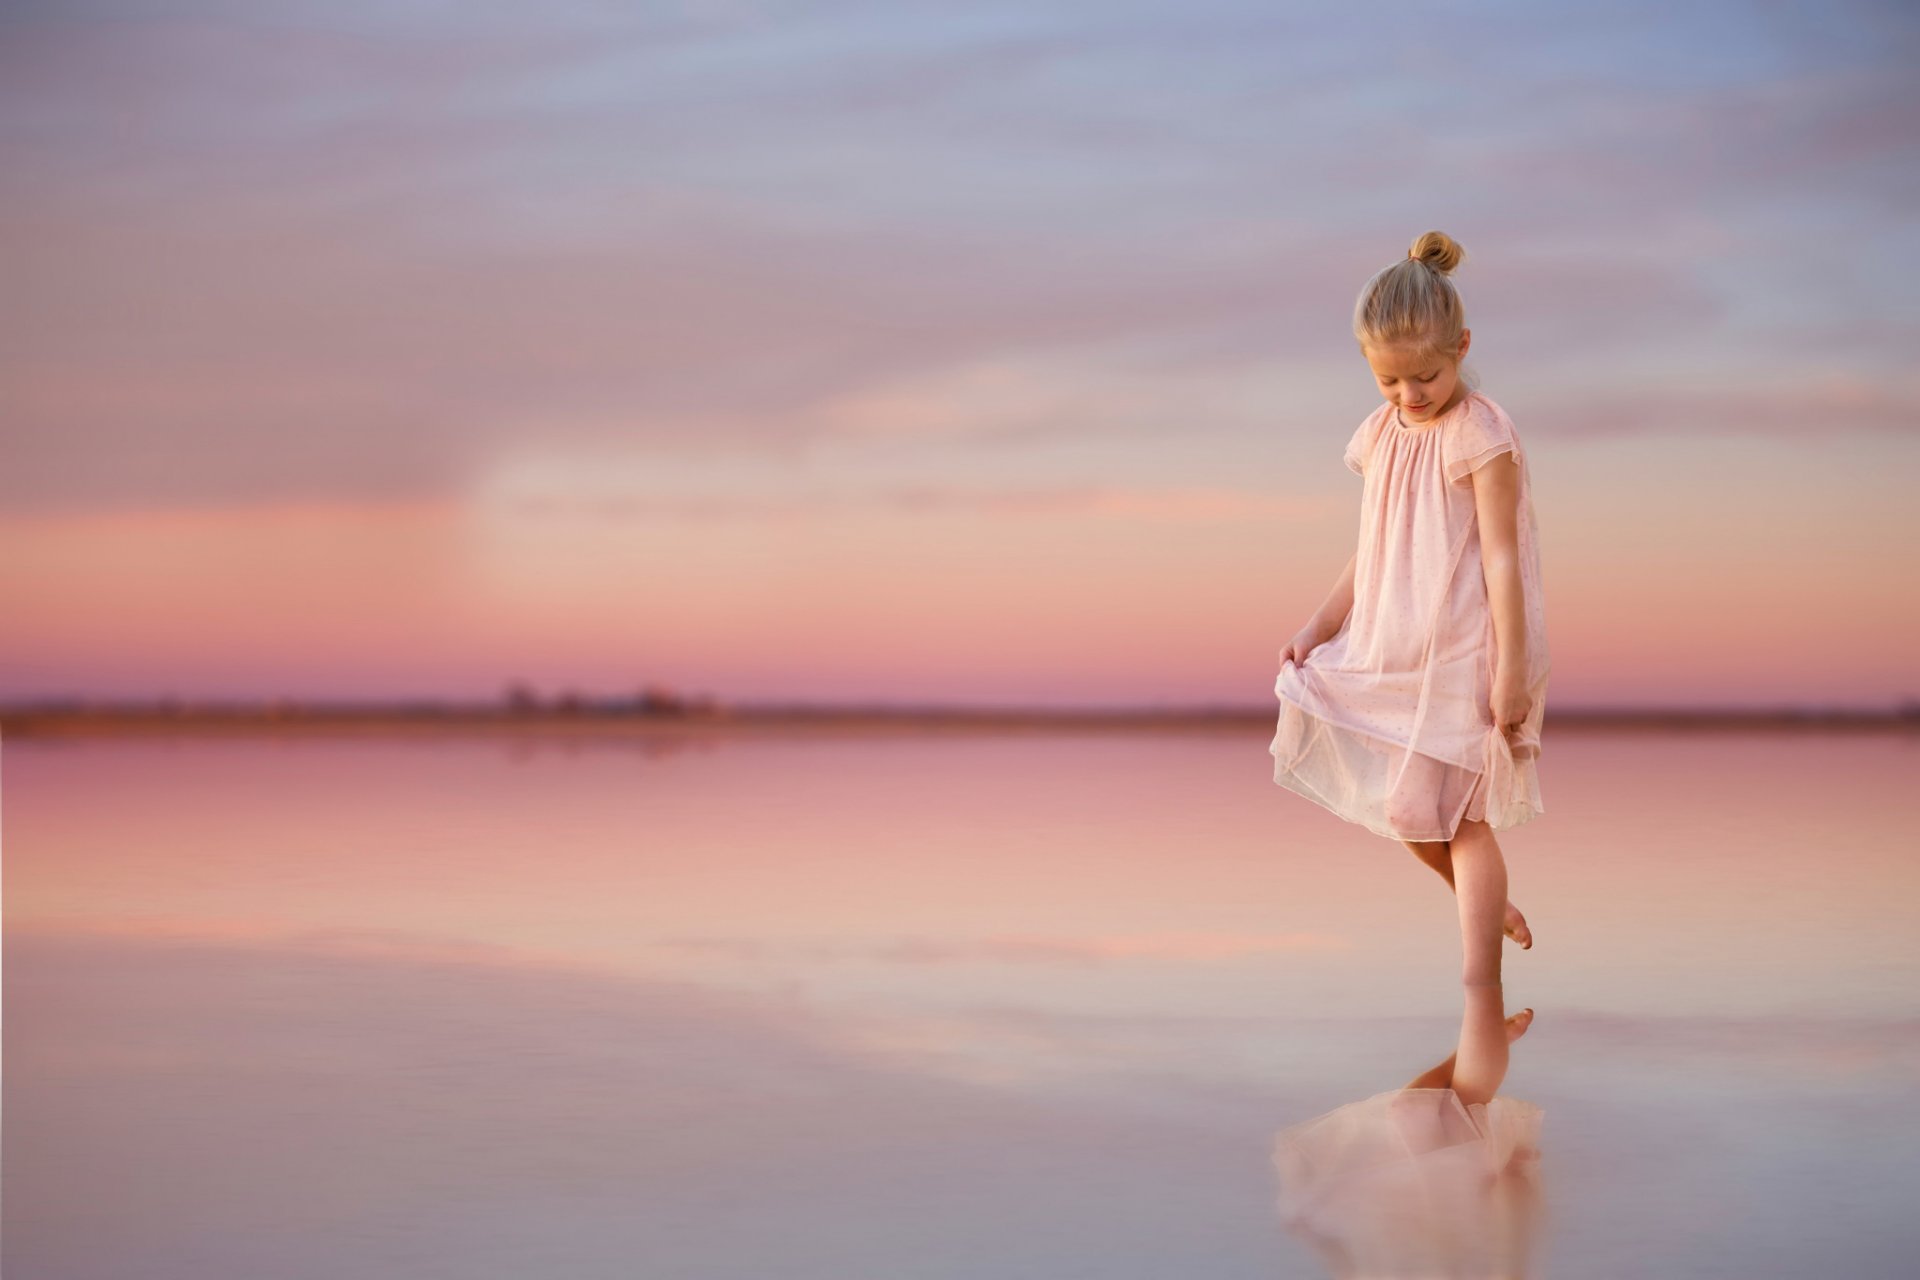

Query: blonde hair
<box><xmin>1353</xmin><ymin>230</ymin><xmax>1479</xmax><ymax>390</ymax></box>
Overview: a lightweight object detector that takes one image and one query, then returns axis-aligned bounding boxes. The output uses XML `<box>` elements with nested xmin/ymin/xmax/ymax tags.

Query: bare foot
<box><xmin>1503</xmin><ymin>901</ymin><xmax>1532</xmax><ymax>949</ymax></box>
<box><xmin>1505</xmin><ymin>1007</ymin><xmax>1535</xmax><ymax>1042</ymax></box>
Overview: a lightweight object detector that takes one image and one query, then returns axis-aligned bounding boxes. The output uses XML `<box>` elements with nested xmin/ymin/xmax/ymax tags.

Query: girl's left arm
<box><xmin>1471</xmin><ymin>455</ymin><xmax>1531</xmax><ymax>725</ymax></box>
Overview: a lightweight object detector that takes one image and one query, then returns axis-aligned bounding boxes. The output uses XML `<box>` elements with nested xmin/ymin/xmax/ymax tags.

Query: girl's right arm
<box><xmin>1279</xmin><ymin>551</ymin><xmax>1358</xmax><ymax>666</ymax></box>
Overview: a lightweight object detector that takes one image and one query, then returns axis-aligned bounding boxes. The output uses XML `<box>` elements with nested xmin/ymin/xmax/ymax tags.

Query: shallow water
<box><xmin>5</xmin><ymin>727</ymin><xmax>1917</xmax><ymax>1277</ymax></box>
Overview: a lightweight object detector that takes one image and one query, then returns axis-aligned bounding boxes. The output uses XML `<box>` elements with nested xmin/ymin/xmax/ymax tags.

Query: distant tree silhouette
<box><xmin>637</xmin><ymin>684</ymin><xmax>685</xmax><ymax>714</ymax></box>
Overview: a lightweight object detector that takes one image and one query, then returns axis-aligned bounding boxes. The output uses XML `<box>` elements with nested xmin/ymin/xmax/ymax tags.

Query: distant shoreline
<box><xmin>2</xmin><ymin>702</ymin><xmax>1914</xmax><ymax>738</ymax></box>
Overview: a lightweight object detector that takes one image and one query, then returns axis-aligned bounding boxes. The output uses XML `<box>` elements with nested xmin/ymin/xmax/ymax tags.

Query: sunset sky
<box><xmin>3</xmin><ymin>0</ymin><xmax>1915</xmax><ymax>709</ymax></box>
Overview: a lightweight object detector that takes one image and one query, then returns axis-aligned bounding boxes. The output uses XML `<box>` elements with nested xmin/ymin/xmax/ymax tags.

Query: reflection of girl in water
<box><xmin>1273</xmin><ymin>987</ymin><xmax>1547</xmax><ymax>1277</ymax></box>
<box><xmin>1272</xmin><ymin>230</ymin><xmax>1550</xmax><ymax>987</ymax></box>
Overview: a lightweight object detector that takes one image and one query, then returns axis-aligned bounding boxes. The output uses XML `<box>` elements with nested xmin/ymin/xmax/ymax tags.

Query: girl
<box><xmin>1269</xmin><ymin>230</ymin><xmax>1550</xmax><ymax>987</ymax></box>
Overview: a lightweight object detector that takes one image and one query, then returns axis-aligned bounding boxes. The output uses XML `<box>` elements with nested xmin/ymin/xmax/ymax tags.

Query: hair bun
<box><xmin>1407</xmin><ymin>230</ymin><xmax>1465</xmax><ymax>275</ymax></box>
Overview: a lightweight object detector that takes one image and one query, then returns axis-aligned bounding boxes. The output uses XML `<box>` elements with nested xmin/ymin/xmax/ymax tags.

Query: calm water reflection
<box><xmin>5</xmin><ymin>727</ymin><xmax>1917</xmax><ymax>1277</ymax></box>
<box><xmin>1274</xmin><ymin>985</ymin><xmax>1546</xmax><ymax>1278</ymax></box>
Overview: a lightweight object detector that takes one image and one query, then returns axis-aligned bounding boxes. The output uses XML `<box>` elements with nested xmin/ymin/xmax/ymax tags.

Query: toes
<box><xmin>1505</xmin><ymin>909</ymin><xmax>1533</xmax><ymax>949</ymax></box>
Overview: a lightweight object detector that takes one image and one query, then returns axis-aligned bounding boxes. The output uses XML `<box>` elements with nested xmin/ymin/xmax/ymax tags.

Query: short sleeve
<box><xmin>1444</xmin><ymin>398</ymin><xmax>1522</xmax><ymax>486</ymax></box>
<box><xmin>1343</xmin><ymin>408</ymin><xmax>1381</xmax><ymax>477</ymax></box>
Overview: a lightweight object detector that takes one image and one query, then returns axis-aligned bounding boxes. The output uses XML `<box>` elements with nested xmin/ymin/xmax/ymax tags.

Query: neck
<box><xmin>1401</xmin><ymin>387</ymin><xmax>1469</xmax><ymax>428</ymax></box>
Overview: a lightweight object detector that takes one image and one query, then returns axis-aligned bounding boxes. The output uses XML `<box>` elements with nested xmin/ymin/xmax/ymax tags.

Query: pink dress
<box><xmin>1270</xmin><ymin>390</ymin><xmax>1548</xmax><ymax>842</ymax></box>
<box><xmin>1272</xmin><ymin>1087</ymin><xmax>1548</xmax><ymax>1277</ymax></box>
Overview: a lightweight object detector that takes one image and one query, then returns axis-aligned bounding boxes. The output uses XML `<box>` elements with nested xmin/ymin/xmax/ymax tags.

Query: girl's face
<box><xmin>1363</xmin><ymin>331</ymin><xmax>1470</xmax><ymax>423</ymax></box>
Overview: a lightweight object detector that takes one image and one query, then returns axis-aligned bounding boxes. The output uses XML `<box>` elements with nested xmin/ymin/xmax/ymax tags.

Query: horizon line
<box><xmin>1</xmin><ymin>692</ymin><xmax>1915</xmax><ymax>731</ymax></box>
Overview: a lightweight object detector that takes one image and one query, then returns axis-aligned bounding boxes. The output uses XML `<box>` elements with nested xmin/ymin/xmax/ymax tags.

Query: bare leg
<box><xmin>1403</xmin><ymin>837</ymin><xmax>1456</xmax><ymax>888</ymax></box>
<box><xmin>1448</xmin><ymin>817</ymin><xmax>1508</xmax><ymax>986</ymax></box>
<box><xmin>1402</xmin><ymin>1007</ymin><xmax>1535</xmax><ymax>1091</ymax></box>
<box><xmin>1404</xmin><ymin>1052</ymin><xmax>1456</xmax><ymax>1091</ymax></box>
<box><xmin>1400</xmin><ymin>836</ymin><xmax>1532</xmax><ymax>948</ymax></box>
<box><xmin>1448</xmin><ymin>980</ymin><xmax>1512</xmax><ymax>1106</ymax></box>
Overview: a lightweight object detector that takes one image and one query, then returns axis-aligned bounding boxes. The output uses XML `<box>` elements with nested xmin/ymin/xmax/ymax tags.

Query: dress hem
<box><xmin>1269</xmin><ymin>691</ymin><xmax>1545</xmax><ymax>842</ymax></box>
<box><xmin>1267</xmin><ymin>750</ymin><xmax>1540</xmax><ymax>843</ymax></box>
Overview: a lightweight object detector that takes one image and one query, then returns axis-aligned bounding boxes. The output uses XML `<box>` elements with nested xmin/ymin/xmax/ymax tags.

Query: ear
<box><xmin>1457</xmin><ymin>328</ymin><xmax>1471</xmax><ymax>360</ymax></box>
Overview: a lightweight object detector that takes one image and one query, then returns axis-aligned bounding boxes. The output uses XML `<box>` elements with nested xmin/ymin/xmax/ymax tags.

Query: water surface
<box><xmin>5</xmin><ymin>727</ymin><xmax>1917</xmax><ymax>1277</ymax></box>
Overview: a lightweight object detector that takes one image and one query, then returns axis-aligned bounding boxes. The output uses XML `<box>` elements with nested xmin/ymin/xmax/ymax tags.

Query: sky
<box><xmin>3</xmin><ymin>0</ymin><xmax>1916</xmax><ymax>709</ymax></box>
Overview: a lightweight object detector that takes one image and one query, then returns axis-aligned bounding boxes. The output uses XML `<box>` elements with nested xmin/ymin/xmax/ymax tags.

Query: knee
<box><xmin>1450</xmin><ymin>817</ymin><xmax>1496</xmax><ymax>850</ymax></box>
<box><xmin>1386</xmin><ymin>794</ymin><xmax>1445</xmax><ymax>840</ymax></box>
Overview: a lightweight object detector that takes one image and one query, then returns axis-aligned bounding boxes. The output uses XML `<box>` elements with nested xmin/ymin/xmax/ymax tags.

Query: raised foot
<box><xmin>1503</xmin><ymin>901</ymin><xmax>1533</xmax><ymax>950</ymax></box>
<box><xmin>1506</xmin><ymin>1007</ymin><xmax>1535</xmax><ymax>1042</ymax></box>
